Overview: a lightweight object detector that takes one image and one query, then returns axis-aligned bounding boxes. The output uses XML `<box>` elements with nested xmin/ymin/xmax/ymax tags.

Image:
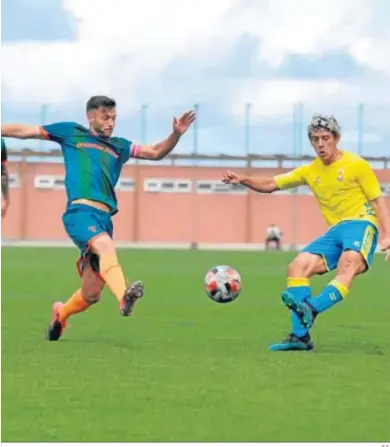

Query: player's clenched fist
<box><xmin>222</xmin><ymin>171</ymin><xmax>242</xmax><ymax>185</ymax></box>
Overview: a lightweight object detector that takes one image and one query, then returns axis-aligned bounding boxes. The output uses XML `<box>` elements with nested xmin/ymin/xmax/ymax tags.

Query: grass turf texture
<box><xmin>2</xmin><ymin>248</ymin><xmax>389</xmax><ymax>442</ymax></box>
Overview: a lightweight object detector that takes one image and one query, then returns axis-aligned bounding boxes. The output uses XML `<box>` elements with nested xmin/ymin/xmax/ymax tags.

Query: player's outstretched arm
<box><xmin>222</xmin><ymin>166</ymin><xmax>307</xmax><ymax>193</ymax></box>
<box><xmin>357</xmin><ymin>158</ymin><xmax>390</xmax><ymax>260</ymax></box>
<box><xmin>1</xmin><ymin>124</ymin><xmax>44</xmax><ymax>140</ymax></box>
<box><xmin>371</xmin><ymin>196</ymin><xmax>390</xmax><ymax>261</ymax></box>
<box><xmin>134</xmin><ymin>110</ymin><xmax>196</xmax><ymax>160</ymax></box>
<box><xmin>222</xmin><ymin>171</ymin><xmax>279</xmax><ymax>193</ymax></box>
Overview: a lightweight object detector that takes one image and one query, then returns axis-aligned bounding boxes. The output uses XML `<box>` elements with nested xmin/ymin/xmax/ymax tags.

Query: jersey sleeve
<box><xmin>274</xmin><ymin>165</ymin><xmax>308</xmax><ymax>190</ymax></box>
<box><xmin>120</xmin><ymin>138</ymin><xmax>141</xmax><ymax>163</ymax></box>
<box><xmin>356</xmin><ymin>158</ymin><xmax>382</xmax><ymax>201</ymax></box>
<box><xmin>39</xmin><ymin>122</ymin><xmax>75</xmax><ymax>144</ymax></box>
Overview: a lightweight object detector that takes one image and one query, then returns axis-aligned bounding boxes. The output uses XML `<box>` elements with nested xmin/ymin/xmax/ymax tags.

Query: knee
<box><xmin>338</xmin><ymin>251</ymin><xmax>366</xmax><ymax>276</ymax></box>
<box><xmin>91</xmin><ymin>234</ymin><xmax>115</xmax><ymax>256</ymax></box>
<box><xmin>287</xmin><ymin>255</ymin><xmax>309</xmax><ymax>277</ymax></box>
<box><xmin>287</xmin><ymin>253</ymin><xmax>324</xmax><ymax>278</ymax></box>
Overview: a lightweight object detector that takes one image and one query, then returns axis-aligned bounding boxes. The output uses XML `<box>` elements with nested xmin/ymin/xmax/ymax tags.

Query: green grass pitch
<box><xmin>1</xmin><ymin>248</ymin><xmax>389</xmax><ymax>442</ymax></box>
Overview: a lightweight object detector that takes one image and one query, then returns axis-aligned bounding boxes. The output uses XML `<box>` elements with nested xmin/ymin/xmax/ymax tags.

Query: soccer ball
<box><xmin>204</xmin><ymin>265</ymin><xmax>242</xmax><ymax>303</ymax></box>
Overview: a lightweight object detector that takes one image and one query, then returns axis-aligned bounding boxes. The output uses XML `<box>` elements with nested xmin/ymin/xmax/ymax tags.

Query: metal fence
<box><xmin>3</xmin><ymin>102</ymin><xmax>390</xmax><ymax>159</ymax></box>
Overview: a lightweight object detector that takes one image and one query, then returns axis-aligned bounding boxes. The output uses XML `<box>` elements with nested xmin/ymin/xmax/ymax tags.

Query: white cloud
<box><xmin>350</xmin><ymin>35</ymin><xmax>390</xmax><ymax>75</ymax></box>
<box><xmin>232</xmin><ymin>78</ymin><xmax>390</xmax><ymax>121</ymax></box>
<box><xmin>232</xmin><ymin>79</ymin><xmax>343</xmax><ymax>119</ymax></box>
<box><xmin>2</xmin><ymin>0</ymin><xmax>238</xmax><ymax>109</ymax></box>
<box><xmin>2</xmin><ymin>0</ymin><xmax>390</xmax><ymax>122</ymax></box>
<box><xmin>237</xmin><ymin>0</ymin><xmax>376</xmax><ymax>68</ymax></box>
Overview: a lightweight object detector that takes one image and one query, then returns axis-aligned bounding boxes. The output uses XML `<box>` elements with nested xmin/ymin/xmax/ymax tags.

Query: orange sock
<box><xmin>58</xmin><ymin>289</ymin><xmax>91</xmax><ymax>323</ymax></box>
<box><xmin>99</xmin><ymin>252</ymin><xmax>127</xmax><ymax>303</ymax></box>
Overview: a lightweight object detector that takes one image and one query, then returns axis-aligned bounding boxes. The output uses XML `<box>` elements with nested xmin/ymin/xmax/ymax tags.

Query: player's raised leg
<box><xmin>285</xmin><ymin>250</ymin><xmax>366</xmax><ymax>332</ymax></box>
<box><xmin>283</xmin><ymin>221</ymin><xmax>378</xmax><ymax>331</ymax></box>
<box><xmin>307</xmin><ymin>250</ymin><xmax>365</xmax><ymax>312</ymax></box>
<box><xmin>90</xmin><ymin>234</ymin><xmax>144</xmax><ymax>316</ymax></box>
<box><xmin>61</xmin><ymin>203</ymin><xmax>144</xmax><ymax>317</ymax></box>
<box><xmin>47</xmin><ymin>259</ymin><xmax>104</xmax><ymax>341</ymax></box>
<box><xmin>305</xmin><ymin>222</ymin><xmax>377</xmax><ymax>317</ymax></box>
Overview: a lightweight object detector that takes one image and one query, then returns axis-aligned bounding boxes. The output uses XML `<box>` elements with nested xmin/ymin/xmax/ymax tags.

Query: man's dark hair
<box><xmin>86</xmin><ymin>95</ymin><xmax>116</xmax><ymax>112</ymax></box>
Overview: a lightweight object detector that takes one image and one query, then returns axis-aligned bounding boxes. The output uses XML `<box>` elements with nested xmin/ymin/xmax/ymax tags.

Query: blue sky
<box><xmin>2</xmin><ymin>0</ymin><xmax>390</xmax><ymax>156</ymax></box>
<box><xmin>2</xmin><ymin>0</ymin><xmax>76</xmax><ymax>42</ymax></box>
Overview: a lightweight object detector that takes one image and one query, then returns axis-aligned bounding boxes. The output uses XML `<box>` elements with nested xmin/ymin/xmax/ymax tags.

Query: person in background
<box><xmin>265</xmin><ymin>223</ymin><xmax>282</xmax><ymax>250</ymax></box>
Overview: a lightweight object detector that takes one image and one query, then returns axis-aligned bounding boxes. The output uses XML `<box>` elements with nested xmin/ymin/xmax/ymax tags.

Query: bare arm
<box><xmin>1</xmin><ymin>124</ymin><xmax>44</xmax><ymax>140</ymax></box>
<box><xmin>356</xmin><ymin>159</ymin><xmax>390</xmax><ymax>259</ymax></box>
<box><xmin>134</xmin><ymin>110</ymin><xmax>195</xmax><ymax>161</ymax></box>
<box><xmin>371</xmin><ymin>196</ymin><xmax>390</xmax><ymax>260</ymax></box>
<box><xmin>135</xmin><ymin>131</ymin><xmax>182</xmax><ymax>161</ymax></box>
<box><xmin>239</xmin><ymin>175</ymin><xmax>280</xmax><ymax>193</ymax></box>
<box><xmin>222</xmin><ymin>171</ymin><xmax>279</xmax><ymax>193</ymax></box>
<box><xmin>222</xmin><ymin>166</ymin><xmax>307</xmax><ymax>194</ymax></box>
<box><xmin>372</xmin><ymin>196</ymin><xmax>390</xmax><ymax>238</ymax></box>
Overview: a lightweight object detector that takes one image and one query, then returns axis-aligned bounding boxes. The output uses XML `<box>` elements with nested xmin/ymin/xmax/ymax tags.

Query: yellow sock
<box><xmin>99</xmin><ymin>252</ymin><xmax>127</xmax><ymax>303</ymax></box>
<box><xmin>287</xmin><ymin>277</ymin><xmax>311</xmax><ymax>288</ymax></box>
<box><xmin>330</xmin><ymin>279</ymin><xmax>349</xmax><ymax>299</ymax></box>
<box><xmin>58</xmin><ymin>289</ymin><xmax>90</xmax><ymax>323</ymax></box>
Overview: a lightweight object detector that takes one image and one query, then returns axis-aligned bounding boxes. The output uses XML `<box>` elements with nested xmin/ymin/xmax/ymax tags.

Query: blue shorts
<box><xmin>301</xmin><ymin>220</ymin><xmax>378</xmax><ymax>271</ymax></box>
<box><xmin>62</xmin><ymin>204</ymin><xmax>113</xmax><ymax>276</ymax></box>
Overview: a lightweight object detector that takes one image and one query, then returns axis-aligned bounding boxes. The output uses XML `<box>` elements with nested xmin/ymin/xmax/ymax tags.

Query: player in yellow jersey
<box><xmin>222</xmin><ymin>114</ymin><xmax>390</xmax><ymax>351</ymax></box>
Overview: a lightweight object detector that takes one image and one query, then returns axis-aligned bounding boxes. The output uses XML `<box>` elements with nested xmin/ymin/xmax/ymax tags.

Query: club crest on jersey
<box><xmin>314</xmin><ymin>176</ymin><xmax>321</xmax><ymax>184</ymax></box>
<box><xmin>337</xmin><ymin>169</ymin><xmax>344</xmax><ymax>182</ymax></box>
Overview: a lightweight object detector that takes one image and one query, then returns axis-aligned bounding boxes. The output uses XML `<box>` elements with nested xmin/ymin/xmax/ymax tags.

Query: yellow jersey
<box><xmin>274</xmin><ymin>151</ymin><xmax>382</xmax><ymax>228</ymax></box>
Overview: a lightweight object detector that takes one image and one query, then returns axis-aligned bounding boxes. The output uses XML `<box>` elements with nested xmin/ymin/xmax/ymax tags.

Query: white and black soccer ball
<box><xmin>204</xmin><ymin>265</ymin><xmax>242</xmax><ymax>303</ymax></box>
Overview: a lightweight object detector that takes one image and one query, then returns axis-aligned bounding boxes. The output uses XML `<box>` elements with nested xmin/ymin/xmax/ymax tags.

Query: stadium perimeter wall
<box><xmin>2</xmin><ymin>160</ymin><xmax>390</xmax><ymax>249</ymax></box>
